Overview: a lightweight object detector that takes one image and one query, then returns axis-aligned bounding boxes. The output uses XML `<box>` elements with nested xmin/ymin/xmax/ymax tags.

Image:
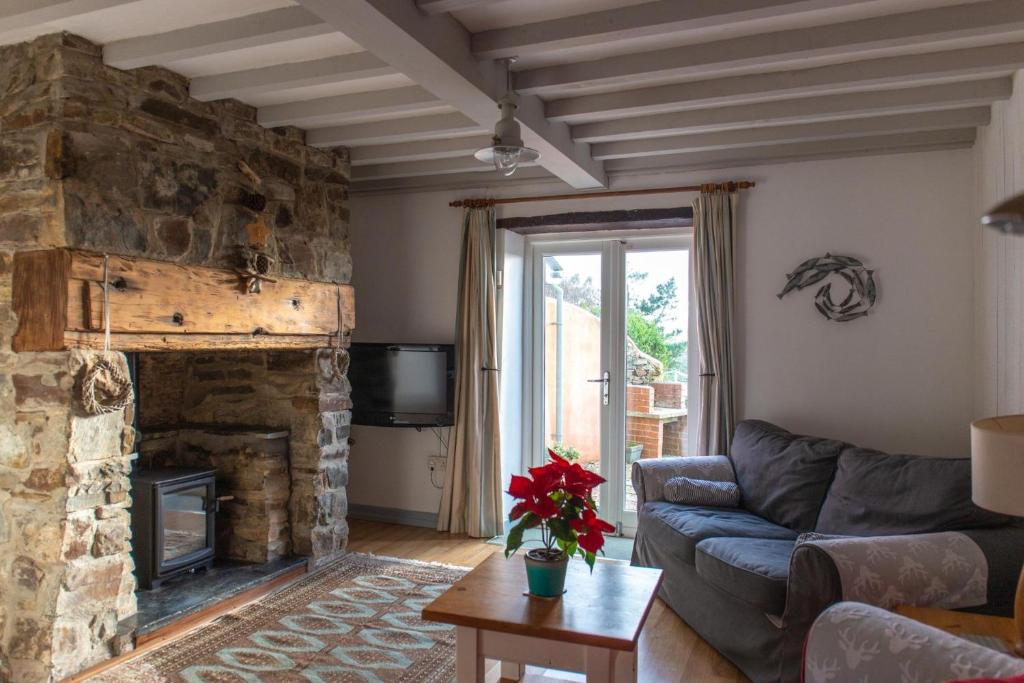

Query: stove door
<box><xmin>156</xmin><ymin>477</ymin><xmax>215</xmax><ymax>574</ymax></box>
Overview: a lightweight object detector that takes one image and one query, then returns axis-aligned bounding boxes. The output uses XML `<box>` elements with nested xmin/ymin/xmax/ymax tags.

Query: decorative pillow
<box><xmin>815</xmin><ymin>449</ymin><xmax>1013</xmax><ymax>535</ymax></box>
<box><xmin>729</xmin><ymin>420</ymin><xmax>847</xmax><ymax>532</ymax></box>
<box><xmin>664</xmin><ymin>476</ymin><xmax>740</xmax><ymax>507</ymax></box>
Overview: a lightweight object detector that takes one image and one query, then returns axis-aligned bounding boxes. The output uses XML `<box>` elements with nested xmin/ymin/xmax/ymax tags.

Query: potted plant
<box><xmin>504</xmin><ymin>449</ymin><xmax>615</xmax><ymax>598</ymax></box>
<box><xmin>625</xmin><ymin>441</ymin><xmax>644</xmax><ymax>464</ymax></box>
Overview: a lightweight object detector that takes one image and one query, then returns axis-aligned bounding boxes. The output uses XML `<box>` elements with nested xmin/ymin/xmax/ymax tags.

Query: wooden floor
<box><xmin>347</xmin><ymin>519</ymin><xmax>749</xmax><ymax>683</ymax></box>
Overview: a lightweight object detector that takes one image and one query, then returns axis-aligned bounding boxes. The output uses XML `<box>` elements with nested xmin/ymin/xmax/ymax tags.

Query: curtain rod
<box><xmin>448</xmin><ymin>181</ymin><xmax>755</xmax><ymax>208</ymax></box>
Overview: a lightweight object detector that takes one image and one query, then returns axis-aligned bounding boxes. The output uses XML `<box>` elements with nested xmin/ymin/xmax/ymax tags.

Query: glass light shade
<box><xmin>981</xmin><ymin>192</ymin><xmax>1024</xmax><ymax>234</ymax></box>
<box><xmin>474</xmin><ymin>144</ymin><xmax>540</xmax><ymax>177</ymax></box>
<box><xmin>970</xmin><ymin>415</ymin><xmax>1024</xmax><ymax>517</ymax></box>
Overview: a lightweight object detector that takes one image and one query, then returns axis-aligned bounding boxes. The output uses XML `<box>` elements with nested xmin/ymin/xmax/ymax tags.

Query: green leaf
<box><xmin>547</xmin><ymin>518</ymin><xmax>575</xmax><ymax>544</ymax></box>
<box><xmin>584</xmin><ymin>551</ymin><xmax>596</xmax><ymax>572</ymax></box>
<box><xmin>504</xmin><ymin>516</ymin><xmax>531</xmax><ymax>558</ymax></box>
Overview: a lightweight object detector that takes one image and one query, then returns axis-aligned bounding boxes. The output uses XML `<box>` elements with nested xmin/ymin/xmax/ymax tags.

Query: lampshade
<box><xmin>970</xmin><ymin>415</ymin><xmax>1024</xmax><ymax>517</ymax></box>
<box><xmin>981</xmin><ymin>191</ymin><xmax>1024</xmax><ymax>234</ymax></box>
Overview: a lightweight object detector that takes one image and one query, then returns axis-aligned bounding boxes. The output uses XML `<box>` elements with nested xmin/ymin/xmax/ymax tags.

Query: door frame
<box><xmin>522</xmin><ymin>230</ymin><xmax>694</xmax><ymax>536</ymax></box>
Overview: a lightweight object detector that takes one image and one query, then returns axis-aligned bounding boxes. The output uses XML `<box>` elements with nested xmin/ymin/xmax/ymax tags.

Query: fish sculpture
<box><xmin>778</xmin><ymin>253</ymin><xmax>878</xmax><ymax>322</ymax></box>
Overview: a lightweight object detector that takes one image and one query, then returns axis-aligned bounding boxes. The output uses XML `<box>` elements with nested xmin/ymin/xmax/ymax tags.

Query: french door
<box><xmin>527</xmin><ymin>235</ymin><xmax>694</xmax><ymax>534</ymax></box>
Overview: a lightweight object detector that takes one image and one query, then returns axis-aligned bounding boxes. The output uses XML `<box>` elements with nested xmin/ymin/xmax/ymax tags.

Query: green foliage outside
<box><xmin>549</xmin><ymin>442</ymin><xmax>582</xmax><ymax>462</ymax></box>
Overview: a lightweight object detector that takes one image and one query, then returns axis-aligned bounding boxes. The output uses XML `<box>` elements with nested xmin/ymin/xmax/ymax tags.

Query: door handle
<box><xmin>587</xmin><ymin>371</ymin><xmax>610</xmax><ymax>406</ymax></box>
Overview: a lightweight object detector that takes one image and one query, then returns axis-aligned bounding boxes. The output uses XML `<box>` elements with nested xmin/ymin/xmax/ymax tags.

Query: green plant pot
<box><xmin>524</xmin><ymin>549</ymin><xmax>568</xmax><ymax>598</ymax></box>
<box><xmin>625</xmin><ymin>442</ymin><xmax>644</xmax><ymax>464</ymax></box>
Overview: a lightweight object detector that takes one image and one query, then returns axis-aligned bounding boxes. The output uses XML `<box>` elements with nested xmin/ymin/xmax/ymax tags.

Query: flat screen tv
<box><xmin>348</xmin><ymin>343</ymin><xmax>455</xmax><ymax>428</ymax></box>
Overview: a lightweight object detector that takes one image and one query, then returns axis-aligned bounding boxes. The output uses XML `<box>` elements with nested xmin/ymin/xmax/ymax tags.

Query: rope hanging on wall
<box><xmin>79</xmin><ymin>254</ymin><xmax>134</xmax><ymax>415</ymax></box>
<box><xmin>329</xmin><ymin>283</ymin><xmax>348</xmax><ymax>381</ymax></box>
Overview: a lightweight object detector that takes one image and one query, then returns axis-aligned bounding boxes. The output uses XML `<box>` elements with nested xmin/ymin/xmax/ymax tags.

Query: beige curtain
<box><xmin>437</xmin><ymin>207</ymin><xmax>503</xmax><ymax>537</ymax></box>
<box><xmin>693</xmin><ymin>187</ymin><xmax>739</xmax><ymax>455</ymax></box>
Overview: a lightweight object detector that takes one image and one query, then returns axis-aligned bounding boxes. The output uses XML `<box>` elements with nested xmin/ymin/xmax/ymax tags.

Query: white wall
<box><xmin>975</xmin><ymin>70</ymin><xmax>1024</xmax><ymax>418</ymax></box>
<box><xmin>349</xmin><ymin>147</ymin><xmax>977</xmax><ymax>516</ymax></box>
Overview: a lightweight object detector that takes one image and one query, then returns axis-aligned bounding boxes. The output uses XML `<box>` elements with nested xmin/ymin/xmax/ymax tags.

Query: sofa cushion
<box><xmin>639</xmin><ymin>501</ymin><xmax>798</xmax><ymax>565</ymax></box>
<box><xmin>816</xmin><ymin>448</ymin><xmax>1013</xmax><ymax>535</ymax></box>
<box><xmin>729</xmin><ymin>420</ymin><xmax>847</xmax><ymax>532</ymax></box>
<box><xmin>695</xmin><ymin>538</ymin><xmax>795</xmax><ymax>615</ymax></box>
<box><xmin>664</xmin><ymin>476</ymin><xmax>741</xmax><ymax>507</ymax></box>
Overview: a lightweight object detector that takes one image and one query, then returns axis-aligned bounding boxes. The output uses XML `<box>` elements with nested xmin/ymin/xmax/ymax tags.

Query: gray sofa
<box><xmin>631</xmin><ymin>419</ymin><xmax>1024</xmax><ymax>683</ymax></box>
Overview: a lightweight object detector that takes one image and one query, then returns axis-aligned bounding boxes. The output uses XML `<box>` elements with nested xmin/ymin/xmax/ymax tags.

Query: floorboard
<box><xmin>346</xmin><ymin>519</ymin><xmax>749</xmax><ymax>683</ymax></box>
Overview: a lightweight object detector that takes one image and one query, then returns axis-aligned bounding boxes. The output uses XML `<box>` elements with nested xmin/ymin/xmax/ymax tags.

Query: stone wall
<box><xmin>0</xmin><ymin>33</ymin><xmax>352</xmax><ymax>681</ymax></box>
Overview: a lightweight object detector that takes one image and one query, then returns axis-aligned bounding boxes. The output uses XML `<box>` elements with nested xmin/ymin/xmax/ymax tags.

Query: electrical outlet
<box><xmin>428</xmin><ymin>456</ymin><xmax>447</xmax><ymax>472</ymax></box>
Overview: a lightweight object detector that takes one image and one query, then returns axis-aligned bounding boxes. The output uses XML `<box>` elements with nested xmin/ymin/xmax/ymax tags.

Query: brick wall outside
<box><xmin>627</xmin><ymin>416</ymin><xmax>663</xmax><ymax>460</ymax></box>
<box><xmin>652</xmin><ymin>382</ymin><xmax>683</xmax><ymax>409</ymax></box>
<box><xmin>663</xmin><ymin>417</ymin><xmax>687</xmax><ymax>457</ymax></box>
<box><xmin>627</xmin><ymin>385</ymin><xmax>653</xmax><ymax>413</ymax></box>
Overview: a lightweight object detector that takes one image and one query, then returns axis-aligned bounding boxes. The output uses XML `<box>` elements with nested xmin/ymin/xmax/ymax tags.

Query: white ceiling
<box><xmin>1</xmin><ymin>0</ymin><xmax>1020</xmax><ymax>193</ymax></box>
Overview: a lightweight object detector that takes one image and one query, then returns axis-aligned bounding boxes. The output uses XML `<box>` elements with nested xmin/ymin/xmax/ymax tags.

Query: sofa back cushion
<box><xmin>729</xmin><ymin>420</ymin><xmax>846</xmax><ymax>532</ymax></box>
<box><xmin>816</xmin><ymin>448</ymin><xmax>1012</xmax><ymax>535</ymax></box>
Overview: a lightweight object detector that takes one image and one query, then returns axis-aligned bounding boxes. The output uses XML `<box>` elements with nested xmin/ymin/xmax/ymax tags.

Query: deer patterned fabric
<box><xmin>797</xmin><ymin>532</ymin><xmax>988</xmax><ymax>610</ymax></box>
<box><xmin>804</xmin><ymin>602</ymin><xmax>1024</xmax><ymax>683</ymax></box>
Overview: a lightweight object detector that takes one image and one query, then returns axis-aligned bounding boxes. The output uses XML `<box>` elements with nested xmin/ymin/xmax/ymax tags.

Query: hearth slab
<box><xmin>134</xmin><ymin>556</ymin><xmax>309</xmax><ymax>636</ymax></box>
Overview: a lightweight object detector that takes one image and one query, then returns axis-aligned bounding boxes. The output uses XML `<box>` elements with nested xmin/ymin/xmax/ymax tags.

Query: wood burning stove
<box><xmin>131</xmin><ymin>468</ymin><xmax>216</xmax><ymax>589</ymax></box>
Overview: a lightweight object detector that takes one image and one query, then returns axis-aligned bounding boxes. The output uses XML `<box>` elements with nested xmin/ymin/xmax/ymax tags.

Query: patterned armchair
<box><xmin>804</xmin><ymin>602</ymin><xmax>1024</xmax><ymax>683</ymax></box>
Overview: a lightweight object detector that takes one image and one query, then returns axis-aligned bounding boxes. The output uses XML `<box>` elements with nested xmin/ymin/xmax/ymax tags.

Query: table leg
<box><xmin>584</xmin><ymin>646</ymin><xmax>637</xmax><ymax>683</ymax></box>
<box><xmin>614</xmin><ymin>647</ymin><xmax>638</xmax><ymax>682</ymax></box>
<box><xmin>456</xmin><ymin>626</ymin><xmax>485</xmax><ymax>682</ymax></box>
<box><xmin>499</xmin><ymin>660</ymin><xmax>525</xmax><ymax>681</ymax></box>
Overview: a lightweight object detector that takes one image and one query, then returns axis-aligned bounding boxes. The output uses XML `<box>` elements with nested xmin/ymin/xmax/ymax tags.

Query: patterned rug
<box><xmin>87</xmin><ymin>553</ymin><xmax>466</xmax><ymax>682</ymax></box>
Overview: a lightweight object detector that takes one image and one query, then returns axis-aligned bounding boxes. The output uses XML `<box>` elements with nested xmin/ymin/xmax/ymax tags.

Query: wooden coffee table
<box><xmin>422</xmin><ymin>553</ymin><xmax>663</xmax><ymax>682</ymax></box>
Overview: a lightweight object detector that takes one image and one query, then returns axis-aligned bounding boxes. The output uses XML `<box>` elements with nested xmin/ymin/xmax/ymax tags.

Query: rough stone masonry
<box><xmin>0</xmin><ymin>33</ymin><xmax>353</xmax><ymax>681</ymax></box>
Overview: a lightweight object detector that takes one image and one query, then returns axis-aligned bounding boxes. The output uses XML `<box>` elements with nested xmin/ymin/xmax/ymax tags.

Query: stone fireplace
<box><xmin>0</xmin><ymin>34</ymin><xmax>353</xmax><ymax>681</ymax></box>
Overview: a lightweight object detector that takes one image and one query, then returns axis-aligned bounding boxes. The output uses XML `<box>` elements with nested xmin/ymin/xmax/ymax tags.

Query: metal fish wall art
<box><xmin>777</xmin><ymin>253</ymin><xmax>877</xmax><ymax>322</ymax></box>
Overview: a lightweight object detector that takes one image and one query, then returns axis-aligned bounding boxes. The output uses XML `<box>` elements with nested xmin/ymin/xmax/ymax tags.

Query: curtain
<box><xmin>437</xmin><ymin>207</ymin><xmax>503</xmax><ymax>537</ymax></box>
<box><xmin>693</xmin><ymin>187</ymin><xmax>739</xmax><ymax>455</ymax></box>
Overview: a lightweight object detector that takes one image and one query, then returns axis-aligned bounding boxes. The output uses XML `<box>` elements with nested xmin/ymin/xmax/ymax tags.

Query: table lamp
<box><xmin>971</xmin><ymin>415</ymin><xmax>1024</xmax><ymax>656</ymax></box>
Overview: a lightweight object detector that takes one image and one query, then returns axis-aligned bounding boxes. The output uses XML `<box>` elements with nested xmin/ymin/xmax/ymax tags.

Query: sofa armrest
<box><xmin>791</xmin><ymin>532</ymin><xmax>988</xmax><ymax>612</ymax></box>
<box><xmin>804</xmin><ymin>602</ymin><xmax>1024</xmax><ymax>682</ymax></box>
<box><xmin>630</xmin><ymin>455</ymin><xmax>734</xmax><ymax>508</ymax></box>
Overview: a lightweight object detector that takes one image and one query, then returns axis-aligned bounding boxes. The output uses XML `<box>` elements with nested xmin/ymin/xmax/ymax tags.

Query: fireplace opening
<box><xmin>125</xmin><ymin>349</ymin><xmax>336</xmax><ymax>636</ymax></box>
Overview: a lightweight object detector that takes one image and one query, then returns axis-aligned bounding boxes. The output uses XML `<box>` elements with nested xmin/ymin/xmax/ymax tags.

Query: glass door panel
<box><xmin>162</xmin><ymin>485</ymin><xmax>208</xmax><ymax>561</ymax></box>
<box><xmin>542</xmin><ymin>253</ymin><xmax>605</xmax><ymax>508</ymax></box>
<box><xmin>624</xmin><ymin>249</ymin><xmax>690</xmax><ymax>521</ymax></box>
<box><xmin>531</xmin><ymin>237</ymin><xmax>692</xmax><ymax>535</ymax></box>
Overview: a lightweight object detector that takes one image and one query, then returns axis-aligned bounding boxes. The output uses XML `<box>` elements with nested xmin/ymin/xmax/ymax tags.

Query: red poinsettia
<box><xmin>505</xmin><ymin>448</ymin><xmax>615</xmax><ymax>570</ymax></box>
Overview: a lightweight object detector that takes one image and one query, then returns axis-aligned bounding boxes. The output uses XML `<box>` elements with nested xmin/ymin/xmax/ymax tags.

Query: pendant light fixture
<box><xmin>475</xmin><ymin>58</ymin><xmax>540</xmax><ymax>177</ymax></box>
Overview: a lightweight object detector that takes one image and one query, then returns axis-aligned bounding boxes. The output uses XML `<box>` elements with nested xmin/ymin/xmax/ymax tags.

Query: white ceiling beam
<box><xmin>602</xmin><ymin>129</ymin><xmax>977</xmax><ymax>174</ymax></box>
<box><xmin>356</xmin><ymin>156</ymin><xmax>543</xmax><ymax>181</ymax></box>
<box><xmin>350</xmin><ymin>136</ymin><xmax>493</xmax><ymax>166</ymax></box>
<box><xmin>547</xmin><ymin>42</ymin><xmax>1024</xmax><ymax>123</ymax></box>
<box><xmin>572</xmin><ymin>78</ymin><xmax>1011</xmax><ymax>142</ymax></box>
<box><xmin>257</xmin><ymin>86</ymin><xmax>445</xmax><ymax>128</ymax></box>
<box><xmin>472</xmin><ymin>0</ymin><xmax>884</xmax><ymax>60</ymax></box>
<box><xmin>190</xmin><ymin>53</ymin><xmax>396</xmax><ymax>102</ymax></box>
<box><xmin>103</xmin><ymin>6</ymin><xmax>331</xmax><ymax>70</ymax></box>
<box><xmin>590</xmin><ymin>107</ymin><xmax>990</xmax><ymax>159</ymax></box>
<box><xmin>296</xmin><ymin>0</ymin><xmax>606</xmax><ymax>189</ymax></box>
<box><xmin>352</xmin><ymin>166</ymin><xmax>554</xmax><ymax>194</ymax></box>
<box><xmin>306</xmin><ymin>112</ymin><xmax>486</xmax><ymax>147</ymax></box>
<box><xmin>515</xmin><ymin>0</ymin><xmax>1024</xmax><ymax>95</ymax></box>
<box><xmin>0</xmin><ymin>0</ymin><xmax>140</xmax><ymax>34</ymax></box>
<box><xmin>416</xmin><ymin>0</ymin><xmax>504</xmax><ymax>15</ymax></box>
